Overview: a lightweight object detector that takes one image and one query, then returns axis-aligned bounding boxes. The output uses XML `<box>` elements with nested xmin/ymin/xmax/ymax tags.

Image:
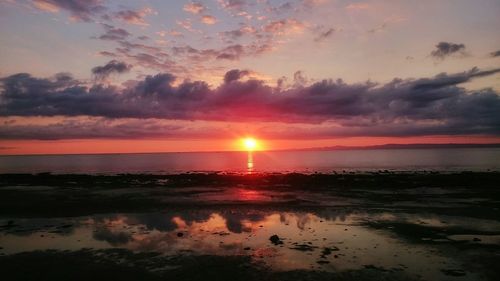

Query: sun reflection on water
<box><xmin>247</xmin><ymin>151</ymin><xmax>254</xmax><ymax>174</ymax></box>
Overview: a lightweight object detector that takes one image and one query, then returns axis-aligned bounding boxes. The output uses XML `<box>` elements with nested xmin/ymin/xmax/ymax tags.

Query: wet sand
<box><xmin>0</xmin><ymin>172</ymin><xmax>499</xmax><ymax>280</ymax></box>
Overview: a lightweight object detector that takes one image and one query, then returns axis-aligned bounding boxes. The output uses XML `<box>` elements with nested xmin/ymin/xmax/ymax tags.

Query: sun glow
<box><xmin>243</xmin><ymin>138</ymin><xmax>258</xmax><ymax>151</ymax></box>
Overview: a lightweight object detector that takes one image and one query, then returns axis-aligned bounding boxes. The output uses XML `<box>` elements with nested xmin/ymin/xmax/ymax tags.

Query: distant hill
<box><xmin>282</xmin><ymin>143</ymin><xmax>500</xmax><ymax>152</ymax></box>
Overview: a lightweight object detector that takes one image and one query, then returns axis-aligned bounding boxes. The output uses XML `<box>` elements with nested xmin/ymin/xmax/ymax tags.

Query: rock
<box><xmin>441</xmin><ymin>269</ymin><xmax>466</xmax><ymax>276</ymax></box>
<box><xmin>289</xmin><ymin>244</ymin><xmax>317</xmax><ymax>252</ymax></box>
<box><xmin>364</xmin><ymin>265</ymin><xmax>388</xmax><ymax>272</ymax></box>
<box><xmin>269</xmin><ymin>235</ymin><xmax>283</xmax><ymax>245</ymax></box>
<box><xmin>58</xmin><ymin>224</ymin><xmax>73</xmax><ymax>229</ymax></box>
<box><xmin>1</xmin><ymin>220</ymin><xmax>15</xmax><ymax>228</ymax></box>
<box><xmin>321</xmin><ymin>247</ymin><xmax>339</xmax><ymax>256</ymax></box>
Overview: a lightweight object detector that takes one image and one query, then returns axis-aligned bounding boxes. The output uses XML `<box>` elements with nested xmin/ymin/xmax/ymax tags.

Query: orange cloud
<box><xmin>33</xmin><ymin>0</ymin><xmax>59</xmax><ymax>13</ymax></box>
<box><xmin>184</xmin><ymin>2</ymin><xmax>206</xmax><ymax>14</ymax></box>
<box><xmin>201</xmin><ymin>15</ymin><xmax>217</xmax><ymax>25</ymax></box>
<box><xmin>263</xmin><ymin>19</ymin><xmax>306</xmax><ymax>35</ymax></box>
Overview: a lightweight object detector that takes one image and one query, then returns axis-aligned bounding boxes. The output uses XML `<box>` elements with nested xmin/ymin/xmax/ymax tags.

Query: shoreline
<box><xmin>2</xmin><ymin>169</ymin><xmax>500</xmax><ymax>176</ymax></box>
<box><xmin>1</xmin><ymin>171</ymin><xmax>499</xmax><ymax>217</ymax></box>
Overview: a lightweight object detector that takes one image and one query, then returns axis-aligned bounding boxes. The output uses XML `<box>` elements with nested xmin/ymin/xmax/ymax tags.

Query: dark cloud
<box><xmin>91</xmin><ymin>60</ymin><xmax>132</xmax><ymax>80</ymax></box>
<box><xmin>98</xmin><ymin>24</ymin><xmax>130</xmax><ymax>41</ymax></box>
<box><xmin>367</xmin><ymin>23</ymin><xmax>387</xmax><ymax>34</ymax></box>
<box><xmin>218</xmin><ymin>25</ymin><xmax>258</xmax><ymax>42</ymax></box>
<box><xmin>490</xmin><ymin>50</ymin><xmax>500</xmax><ymax>57</ymax></box>
<box><xmin>267</xmin><ymin>2</ymin><xmax>294</xmax><ymax>14</ymax></box>
<box><xmin>216</xmin><ymin>44</ymin><xmax>245</xmax><ymax>60</ymax></box>
<box><xmin>0</xmin><ymin>118</ymin><xmax>193</xmax><ymax>140</ymax></box>
<box><xmin>220</xmin><ymin>29</ymin><xmax>245</xmax><ymax>41</ymax></box>
<box><xmin>224</xmin><ymin>69</ymin><xmax>250</xmax><ymax>83</ymax></box>
<box><xmin>219</xmin><ymin>0</ymin><xmax>247</xmax><ymax>11</ymax></box>
<box><xmin>117</xmin><ymin>40</ymin><xmax>163</xmax><ymax>53</ymax></box>
<box><xmin>99</xmin><ymin>51</ymin><xmax>118</xmax><ymax>57</ymax></box>
<box><xmin>113</xmin><ymin>8</ymin><xmax>153</xmax><ymax>26</ymax></box>
<box><xmin>431</xmin><ymin>42</ymin><xmax>466</xmax><ymax>59</ymax></box>
<box><xmin>412</xmin><ymin>67</ymin><xmax>499</xmax><ymax>90</ymax></box>
<box><xmin>293</xmin><ymin>70</ymin><xmax>308</xmax><ymax>87</ymax></box>
<box><xmin>1</xmin><ymin>68</ymin><xmax>500</xmax><ymax>138</ymax></box>
<box><xmin>96</xmin><ymin>22</ymin><xmax>180</xmax><ymax>74</ymax></box>
<box><xmin>314</xmin><ymin>27</ymin><xmax>335</xmax><ymax>42</ymax></box>
<box><xmin>172</xmin><ymin>43</ymin><xmax>270</xmax><ymax>62</ymax></box>
<box><xmin>117</xmin><ymin>50</ymin><xmax>181</xmax><ymax>74</ymax></box>
<box><xmin>93</xmin><ymin>15</ymin><xmax>272</xmax><ymax>77</ymax></box>
<box><xmin>33</xmin><ymin>0</ymin><xmax>105</xmax><ymax>22</ymax></box>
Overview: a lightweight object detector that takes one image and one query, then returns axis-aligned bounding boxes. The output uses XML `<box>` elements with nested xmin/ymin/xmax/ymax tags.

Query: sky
<box><xmin>0</xmin><ymin>0</ymin><xmax>500</xmax><ymax>154</ymax></box>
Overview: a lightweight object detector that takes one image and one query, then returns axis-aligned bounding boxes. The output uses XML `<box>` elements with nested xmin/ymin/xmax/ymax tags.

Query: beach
<box><xmin>1</xmin><ymin>172</ymin><xmax>499</xmax><ymax>281</ymax></box>
<box><xmin>2</xmin><ymin>0</ymin><xmax>500</xmax><ymax>280</ymax></box>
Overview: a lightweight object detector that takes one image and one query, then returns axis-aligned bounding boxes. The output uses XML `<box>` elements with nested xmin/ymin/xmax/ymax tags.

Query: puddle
<box><xmin>0</xmin><ymin>210</ymin><xmax>489</xmax><ymax>280</ymax></box>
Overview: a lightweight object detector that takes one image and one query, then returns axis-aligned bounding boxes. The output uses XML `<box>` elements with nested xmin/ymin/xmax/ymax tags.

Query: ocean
<box><xmin>1</xmin><ymin>148</ymin><xmax>499</xmax><ymax>174</ymax></box>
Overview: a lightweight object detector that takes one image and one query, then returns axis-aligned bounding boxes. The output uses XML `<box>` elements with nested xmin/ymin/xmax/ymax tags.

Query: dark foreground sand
<box><xmin>0</xmin><ymin>172</ymin><xmax>499</xmax><ymax>281</ymax></box>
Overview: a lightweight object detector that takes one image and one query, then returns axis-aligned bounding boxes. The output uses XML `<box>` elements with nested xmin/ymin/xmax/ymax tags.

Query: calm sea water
<box><xmin>1</xmin><ymin>148</ymin><xmax>499</xmax><ymax>174</ymax></box>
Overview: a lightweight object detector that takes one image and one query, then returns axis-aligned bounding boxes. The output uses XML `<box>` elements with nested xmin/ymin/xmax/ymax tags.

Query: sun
<box><xmin>243</xmin><ymin>138</ymin><xmax>258</xmax><ymax>151</ymax></box>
